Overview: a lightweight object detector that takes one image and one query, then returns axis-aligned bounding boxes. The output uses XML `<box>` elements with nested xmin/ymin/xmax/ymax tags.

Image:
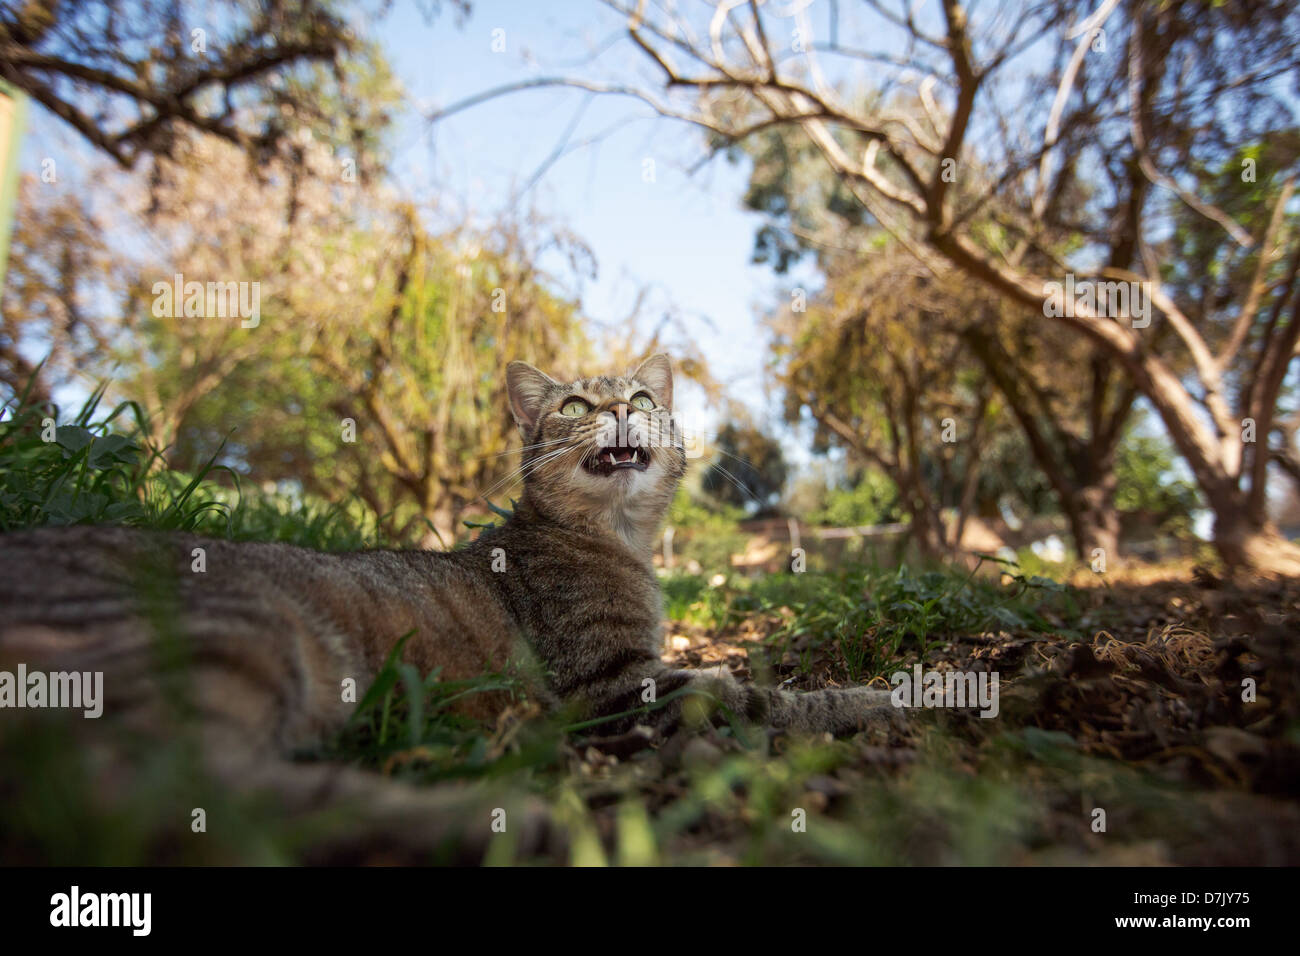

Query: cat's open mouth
<box><xmin>584</xmin><ymin>445</ymin><xmax>649</xmax><ymax>475</ymax></box>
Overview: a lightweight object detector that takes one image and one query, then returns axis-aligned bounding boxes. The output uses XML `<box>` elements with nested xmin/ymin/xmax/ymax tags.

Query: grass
<box><xmin>2</xmin><ymin>384</ymin><xmax>1293</xmax><ymax>865</ymax></box>
<box><xmin>0</xmin><ymin>378</ymin><xmax>381</xmax><ymax>548</ymax></box>
<box><xmin>305</xmin><ymin>633</ymin><xmax>544</xmax><ymax>785</ymax></box>
<box><xmin>662</xmin><ymin>560</ymin><xmax>1083</xmax><ymax>682</ymax></box>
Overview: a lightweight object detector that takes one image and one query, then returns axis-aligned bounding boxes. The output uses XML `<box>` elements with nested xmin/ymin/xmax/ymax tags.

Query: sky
<box><xmin>371</xmin><ymin>0</ymin><xmax>814</xmax><ymax>440</ymax></box>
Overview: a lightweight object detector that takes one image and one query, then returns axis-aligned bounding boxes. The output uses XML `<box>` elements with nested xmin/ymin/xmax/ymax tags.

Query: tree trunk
<box><xmin>1210</xmin><ymin>503</ymin><xmax>1300</xmax><ymax>577</ymax></box>
<box><xmin>901</xmin><ymin>486</ymin><xmax>948</xmax><ymax>561</ymax></box>
<box><xmin>937</xmin><ymin>233</ymin><xmax>1300</xmax><ymax>576</ymax></box>
<box><xmin>961</xmin><ymin>327</ymin><xmax>1129</xmax><ymax>564</ymax></box>
<box><xmin>1060</xmin><ymin>472</ymin><xmax>1121</xmax><ymax>565</ymax></box>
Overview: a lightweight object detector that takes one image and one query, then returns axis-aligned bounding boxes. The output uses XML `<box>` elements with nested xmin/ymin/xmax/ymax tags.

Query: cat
<box><xmin>0</xmin><ymin>354</ymin><xmax>900</xmax><ymax>862</ymax></box>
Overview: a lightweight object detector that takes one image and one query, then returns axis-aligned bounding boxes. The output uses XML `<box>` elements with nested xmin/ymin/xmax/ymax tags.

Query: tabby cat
<box><xmin>0</xmin><ymin>355</ymin><xmax>898</xmax><ymax>861</ymax></box>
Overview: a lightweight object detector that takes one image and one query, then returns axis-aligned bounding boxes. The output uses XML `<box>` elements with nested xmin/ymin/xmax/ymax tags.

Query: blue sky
<box><xmin>372</xmin><ymin>0</ymin><xmax>818</xmax><ymax>439</ymax></box>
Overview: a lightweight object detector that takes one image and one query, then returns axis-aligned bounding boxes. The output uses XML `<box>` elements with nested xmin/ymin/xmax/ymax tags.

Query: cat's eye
<box><xmin>630</xmin><ymin>392</ymin><xmax>655</xmax><ymax>411</ymax></box>
<box><xmin>560</xmin><ymin>398</ymin><xmax>590</xmax><ymax>417</ymax></box>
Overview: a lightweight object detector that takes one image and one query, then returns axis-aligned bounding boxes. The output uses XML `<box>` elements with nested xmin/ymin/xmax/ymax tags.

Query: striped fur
<box><xmin>0</xmin><ymin>355</ymin><xmax>899</xmax><ymax>859</ymax></box>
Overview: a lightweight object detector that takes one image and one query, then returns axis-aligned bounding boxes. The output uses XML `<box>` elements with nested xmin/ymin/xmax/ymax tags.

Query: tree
<box><xmin>959</xmin><ymin>304</ymin><xmax>1136</xmax><ymax>561</ymax></box>
<box><xmin>1</xmin><ymin>0</ymin><xmax>409</xmax><ymax>403</ymax></box>
<box><xmin>6</xmin><ymin>116</ymin><xmax>597</xmax><ymax>547</ymax></box>
<box><xmin>108</xmin><ymin>130</ymin><xmax>388</xmax><ymax>458</ymax></box>
<box><xmin>483</xmin><ymin>0</ymin><xmax>1300</xmax><ymax>573</ymax></box>
<box><xmin>739</xmin><ymin>123</ymin><xmax>1138</xmax><ymax>560</ymax></box>
<box><xmin>0</xmin><ymin>175</ymin><xmax>116</xmax><ymax>402</ymax></box>
<box><xmin>771</xmin><ymin>243</ymin><xmax>1014</xmax><ymax>558</ymax></box>
<box><xmin>0</xmin><ymin>0</ymin><xmax>409</xmax><ymax>171</ymax></box>
<box><xmin>125</xmin><ymin>136</ymin><xmax>595</xmax><ymax>546</ymax></box>
<box><xmin>288</xmin><ymin>217</ymin><xmax>597</xmax><ymax>546</ymax></box>
<box><xmin>700</xmin><ymin>419</ymin><xmax>788</xmax><ymax>512</ymax></box>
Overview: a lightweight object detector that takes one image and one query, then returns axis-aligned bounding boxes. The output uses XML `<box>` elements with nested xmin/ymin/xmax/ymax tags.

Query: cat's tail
<box><xmin>590</xmin><ymin>666</ymin><xmax>906</xmax><ymax>737</ymax></box>
<box><xmin>755</xmin><ymin>683</ymin><xmax>905</xmax><ymax>736</ymax></box>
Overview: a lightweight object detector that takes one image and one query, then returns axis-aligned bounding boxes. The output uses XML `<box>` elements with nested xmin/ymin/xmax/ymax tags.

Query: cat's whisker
<box><xmin>498</xmin><ymin>447</ymin><xmax>585</xmax><ymax>498</ymax></box>
<box><xmin>475</xmin><ymin>462</ymin><xmax>536</xmax><ymax>503</ymax></box>
<box><xmin>466</xmin><ymin>436</ymin><xmax>577</xmax><ymax>464</ymax></box>
<box><xmin>706</xmin><ymin>461</ymin><xmax>762</xmax><ymax>505</ymax></box>
<box><xmin>476</xmin><ymin>441</ymin><xmax>583</xmax><ymax>501</ymax></box>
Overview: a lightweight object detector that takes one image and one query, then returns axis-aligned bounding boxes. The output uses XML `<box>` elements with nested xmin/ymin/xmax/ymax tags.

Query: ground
<box><xmin>292</xmin><ymin>559</ymin><xmax>1300</xmax><ymax>865</ymax></box>
<box><xmin>4</xmin><ymin>550</ymin><xmax>1298</xmax><ymax>865</ymax></box>
<box><xmin>636</xmin><ymin>565</ymin><xmax>1300</xmax><ymax>865</ymax></box>
<box><xmin>2</xmin><ymin>405</ymin><xmax>1298</xmax><ymax>864</ymax></box>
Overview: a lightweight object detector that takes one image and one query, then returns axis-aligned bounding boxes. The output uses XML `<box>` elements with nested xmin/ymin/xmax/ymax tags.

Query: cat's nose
<box><xmin>608</xmin><ymin>402</ymin><xmax>630</xmax><ymax>422</ymax></box>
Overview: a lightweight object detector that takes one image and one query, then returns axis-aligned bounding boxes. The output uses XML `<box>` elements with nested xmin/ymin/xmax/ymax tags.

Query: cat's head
<box><xmin>505</xmin><ymin>354</ymin><xmax>686</xmax><ymax>548</ymax></box>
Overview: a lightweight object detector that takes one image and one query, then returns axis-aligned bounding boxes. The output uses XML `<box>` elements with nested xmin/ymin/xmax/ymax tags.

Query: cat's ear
<box><xmin>507</xmin><ymin>361</ymin><xmax>558</xmax><ymax>437</ymax></box>
<box><xmin>631</xmin><ymin>353</ymin><xmax>673</xmax><ymax>410</ymax></box>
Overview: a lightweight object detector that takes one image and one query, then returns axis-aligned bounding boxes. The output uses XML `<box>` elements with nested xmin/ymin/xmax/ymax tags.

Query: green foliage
<box><xmin>161</xmin><ymin>222</ymin><xmax>593</xmax><ymax>546</ymax></box>
<box><xmin>737</xmin><ymin>124</ymin><xmax>866</xmax><ymax>273</ymax></box>
<box><xmin>1114</xmin><ymin>425</ymin><xmax>1201</xmax><ymax>534</ymax></box>
<box><xmin>309</xmin><ymin>633</ymin><xmax>541</xmax><ymax>785</ymax></box>
<box><xmin>1</xmin><ymin>383</ymin><xmax>222</xmax><ymax>533</ymax></box>
<box><xmin>664</xmin><ymin>485</ymin><xmax>749</xmax><ymax>573</ymax></box>
<box><xmin>660</xmin><ymin>572</ymin><xmax>732</xmax><ymax>627</ymax></box>
<box><xmin>668</xmin><ymin>559</ymin><xmax>1080</xmax><ymax>683</ymax></box>
<box><xmin>668</xmin><ymin>483</ymin><xmax>745</xmax><ymax>529</ymax></box>
<box><xmin>0</xmin><ymin>379</ymin><xmax>382</xmax><ymax>549</ymax></box>
<box><xmin>803</xmin><ymin>469</ymin><xmax>899</xmax><ymax>527</ymax></box>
